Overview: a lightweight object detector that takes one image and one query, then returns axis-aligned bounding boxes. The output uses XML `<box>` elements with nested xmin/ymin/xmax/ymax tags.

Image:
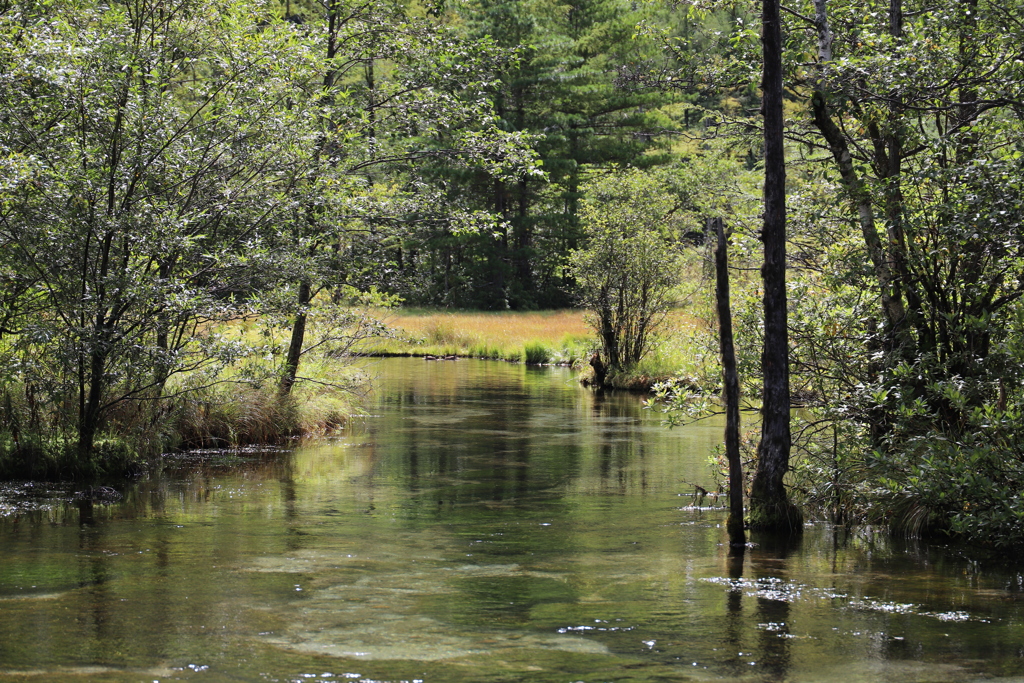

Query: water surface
<box><xmin>1</xmin><ymin>358</ymin><xmax>1023</xmax><ymax>682</ymax></box>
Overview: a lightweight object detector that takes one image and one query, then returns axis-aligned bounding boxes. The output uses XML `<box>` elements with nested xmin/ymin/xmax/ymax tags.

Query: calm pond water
<box><xmin>2</xmin><ymin>358</ymin><xmax>1024</xmax><ymax>683</ymax></box>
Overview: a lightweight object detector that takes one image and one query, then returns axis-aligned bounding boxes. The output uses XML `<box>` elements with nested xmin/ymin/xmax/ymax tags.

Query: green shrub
<box><xmin>0</xmin><ymin>433</ymin><xmax>142</xmax><ymax>480</ymax></box>
<box><xmin>523</xmin><ymin>342</ymin><xmax>551</xmax><ymax>365</ymax></box>
<box><xmin>875</xmin><ymin>401</ymin><xmax>1024</xmax><ymax>547</ymax></box>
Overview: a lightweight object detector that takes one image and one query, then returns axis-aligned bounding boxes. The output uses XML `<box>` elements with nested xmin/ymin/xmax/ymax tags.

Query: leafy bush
<box><xmin>570</xmin><ymin>169</ymin><xmax>685</xmax><ymax>376</ymax></box>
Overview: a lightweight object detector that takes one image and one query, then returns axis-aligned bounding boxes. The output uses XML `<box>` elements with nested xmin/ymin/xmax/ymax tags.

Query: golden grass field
<box><xmin>353</xmin><ymin>307</ymin><xmax>712</xmax><ymax>388</ymax></box>
<box><xmin>383</xmin><ymin>308</ymin><xmax>701</xmax><ymax>344</ymax></box>
<box><xmin>384</xmin><ymin>308</ymin><xmax>591</xmax><ymax>347</ymax></box>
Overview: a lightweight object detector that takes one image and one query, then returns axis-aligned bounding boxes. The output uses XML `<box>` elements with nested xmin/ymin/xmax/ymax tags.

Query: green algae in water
<box><xmin>2</xmin><ymin>359</ymin><xmax>1024</xmax><ymax>682</ymax></box>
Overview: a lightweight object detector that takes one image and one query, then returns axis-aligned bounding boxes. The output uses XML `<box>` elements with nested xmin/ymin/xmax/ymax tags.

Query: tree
<box><xmin>747</xmin><ymin>0</ymin><xmax>800</xmax><ymax>533</ymax></box>
<box><xmin>713</xmin><ymin>216</ymin><xmax>746</xmax><ymax>547</ymax></box>
<box><xmin>380</xmin><ymin>0</ymin><xmax>676</xmax><ymax>310</ymax></box>
<box><xmin>794</xmin><ymin>0</ymin><xmax>1024</xmax><ymax>536</ymax></box>
<box><xmin>0</xmin><ymin>0</ymin><xmax>538</xmax><ymax>464</ymax></box>
<box><xmin>630</xmin><ymin>0</ymin><xmax>802</xmax><ymax>531</ymax></box>
<box><xmin>569</xmin><ymin>169</ymin><xmax>683</xmax><ymax>383</ymax></box>
<box><xmin>0</xmin><ymin>0</ymin><xmax>322</xmax><ymax>455</ymax></box>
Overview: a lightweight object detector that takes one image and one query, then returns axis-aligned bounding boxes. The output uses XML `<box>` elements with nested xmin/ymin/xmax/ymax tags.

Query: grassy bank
<box><xmin>359</xmin><ymin>309</ymin><xmax>595</xmax><ymax>365</ymax></box>
<box><xmin>358</xmin><ymin>307</ymin><xmax>715</xmax><ymax>391</ymax></box>
<box><xmin>0</xmin><ymin>320</ymin><xmax>368</xmax><ymax>479</ymax></box>
<box><xmin>0</xmin><ymin>373</ymin><xmax>363</xmax><ymax>481</ymax></box>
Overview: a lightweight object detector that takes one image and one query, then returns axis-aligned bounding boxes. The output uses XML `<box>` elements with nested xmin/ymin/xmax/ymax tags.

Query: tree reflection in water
<box><xmin>725</xmin><ymin>535</ymin><xmax>800</xmax><ymax>680</ymax></box>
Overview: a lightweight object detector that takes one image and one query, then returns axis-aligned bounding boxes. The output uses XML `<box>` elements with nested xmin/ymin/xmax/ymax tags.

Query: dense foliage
<box><xmin>0</xmin><ymin>0</ymin><xmax>532</xmax><ymax>473</ymax></box>
<box><xmin>651</xmin><ymin>0</ymin><xmax>1024</xmax><ymax>545</ymax></box>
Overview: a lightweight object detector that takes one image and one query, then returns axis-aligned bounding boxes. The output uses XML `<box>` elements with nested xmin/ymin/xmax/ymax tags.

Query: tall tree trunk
<box><xmin>809</xmin><ymin>96</ymin><xmax>906</xmax><ymax>334</ymax></box>
<box><xmin>279</xmin><ymin>281</ymin><xmax>311</xmax><ymax>396</ymax></box>
<box><xmin>79</xmin><ymin>348</ymin><xmax>106</xmax><ymax>457</ymax></box>
<box><xmin>491</xmin><ymin>178</ymin><xmax>509</xmax><ymax>306</ymax></box>
<box><xmin>278</xmin><ymin>0</ymin><xmax>341</xmax><ymax>398</ymax></box>
<box><xmin>714</xmin><ymin>217</ymin><xmax>745</xmax><ymax>547</ymax></box>
<box><xmin>809</xmin><ymin>0</ymin><xmax>911</xmax><ymax>448</ymax></box>
<box><xmin>879</xmin><ymin>0</ymin><xmax>921</xmax><ymax>360</ymax></box>
<box><xmin>153</xmin><ymin>260</ymin><xmax>173</xmax><ymax>394</ymax></box>
<box><xmin>749</xmin><ymin>0</ymin><xmax>800</xmax><ymax>533</ymax></box>
<box><xmin>79</xmin><ymin>225</ymin><xmax>116</xmax><ymax>457</ymax></box>
<box><xmin>513</xmin><ymin>177</ymin><xmax>532</xmax><ymax>305</ymax></box>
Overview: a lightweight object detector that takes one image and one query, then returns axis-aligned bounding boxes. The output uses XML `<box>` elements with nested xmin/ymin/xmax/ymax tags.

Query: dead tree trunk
<box><xmin>713</xmin><ymin>217</ymin><xmax>746</xmax><ymax>548</ymax></box>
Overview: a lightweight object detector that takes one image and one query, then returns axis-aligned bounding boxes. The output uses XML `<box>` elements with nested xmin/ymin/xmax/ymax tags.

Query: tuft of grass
<box><xmin>523</xmin><ymin>342</ymin><xmax>551</xmax><ymax>365</ymax></box>
<box><xmin>165</xmin><ymin>352</ymin><xmax>364</xmax><ymax>449</ymax></box>
<box><xmin>468</xmin><ymin>342</ymin><xmax>503</xmax><ymax>360</ymax></box>
<box><xmin>422</xmin><ymin>319</ymin><xmax>477</xmax><ymax>347</ymax></box>
<box><xmin>169</xmin><ymin>385</ymin><xmax>295</xmax><ymax>449</ymax></box>
<box><xmin>168</xmin><ymin>382</ymin><xmax>358</xmax><ymax>450</ymax></box>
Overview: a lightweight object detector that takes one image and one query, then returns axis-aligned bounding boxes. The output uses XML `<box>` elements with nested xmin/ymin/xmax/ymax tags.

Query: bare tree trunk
<box><xmin>714</xmin><ymin>217</ymin><xmax>745</xmax><ymax>547</ymax></box>
<box><xmin>279</xmin><ymin>281</ymin><xmax>311</xmax><ymax>396</ymax></box>
<box><xmin>79</xmin><ymin>348</ymin><xmax>106</xmax><ymax>456</ymax></box>
<box><xmin>749</xmin><ymin>0</ymin><xmax>801</xmax><ymax>534</ymax></box>
<box><xmin>277</xmin><ymin>0</ymin><xmax>340</xmax><ymax>398</ymax></box>
<box><xmin>79</xmin><ymin>227</ymin><xmax>116</xmax><ymax>457</ymax></box>
<box><xmin>879</xmin><ymin>0</ymin><xmax>920</xmax><ymax>362</ymax></box>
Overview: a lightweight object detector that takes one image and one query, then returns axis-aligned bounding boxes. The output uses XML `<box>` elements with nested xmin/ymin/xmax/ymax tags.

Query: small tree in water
<box><xmin>570</xmin><ymin>170</ymin><xmax>683</xmax><ymax>384</ymax></box>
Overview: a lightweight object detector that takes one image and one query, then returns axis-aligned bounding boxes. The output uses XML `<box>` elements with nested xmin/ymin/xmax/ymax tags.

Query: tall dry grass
<box><xmin>358</xmin><ymin>309</ymin><xmax>595</xmax><ymax>364</ymax></box>
<box><xmin>389</xmin><ymin>309</ymin><xmax>590</xmax><ymax>346</ymax></box>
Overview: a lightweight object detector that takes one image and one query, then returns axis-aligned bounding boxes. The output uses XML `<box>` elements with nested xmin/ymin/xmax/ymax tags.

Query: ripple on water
<box><xmin>702</xmin><ymin>576</ymin><xmax>989</xmax><ymax>624</ymax></box>
<box><xmin>0</xmin><ymin>591</ymin><xmax>66</xmax><ymax>601</ymax></box>
<box><xmin>242</xmin><ymin>546</ymin><xmax>606</xmax><ymax>663</ymax></box>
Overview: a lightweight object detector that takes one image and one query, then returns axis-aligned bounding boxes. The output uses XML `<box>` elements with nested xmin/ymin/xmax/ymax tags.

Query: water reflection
<box><xmin>724</xmin><ymin>548</ymin><xmax>746</xmax><ymax>672</ymax></box>
<box><xmin>749</xmin><ymin>537</ymin><xmax>798</xmax><ymax>680</ymax></box>
<box><xmin>1</xmin><ymin>359</ymin><xmax>1024</xmax><ymax>682</ymax></box>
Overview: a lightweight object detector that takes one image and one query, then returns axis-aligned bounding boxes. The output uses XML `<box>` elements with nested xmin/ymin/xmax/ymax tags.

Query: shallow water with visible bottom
<box><xmin>2</xmin><ymin>358</ymin><xmax>1024</xmax><ymax>682</ymax></box>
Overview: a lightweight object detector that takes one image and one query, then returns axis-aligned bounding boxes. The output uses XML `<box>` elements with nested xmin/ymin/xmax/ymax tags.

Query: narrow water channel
<box><xmin>1</xmin><ymin>358</ymin><xmax>1023</xmax><ymax>682</ymax></box>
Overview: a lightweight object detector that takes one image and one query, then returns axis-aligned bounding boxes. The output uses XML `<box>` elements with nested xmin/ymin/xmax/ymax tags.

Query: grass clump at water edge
<box><xmin>522</xmin><ymin>342</ymin><xmax>551</xmax><ymax>365</ymax></box>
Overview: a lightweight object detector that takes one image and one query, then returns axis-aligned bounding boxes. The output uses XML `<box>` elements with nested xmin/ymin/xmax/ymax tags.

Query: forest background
<box><xmin>2</xmin><ymin>0</ymin><xmax>1024</xmax><ymax>547</ymax></box>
